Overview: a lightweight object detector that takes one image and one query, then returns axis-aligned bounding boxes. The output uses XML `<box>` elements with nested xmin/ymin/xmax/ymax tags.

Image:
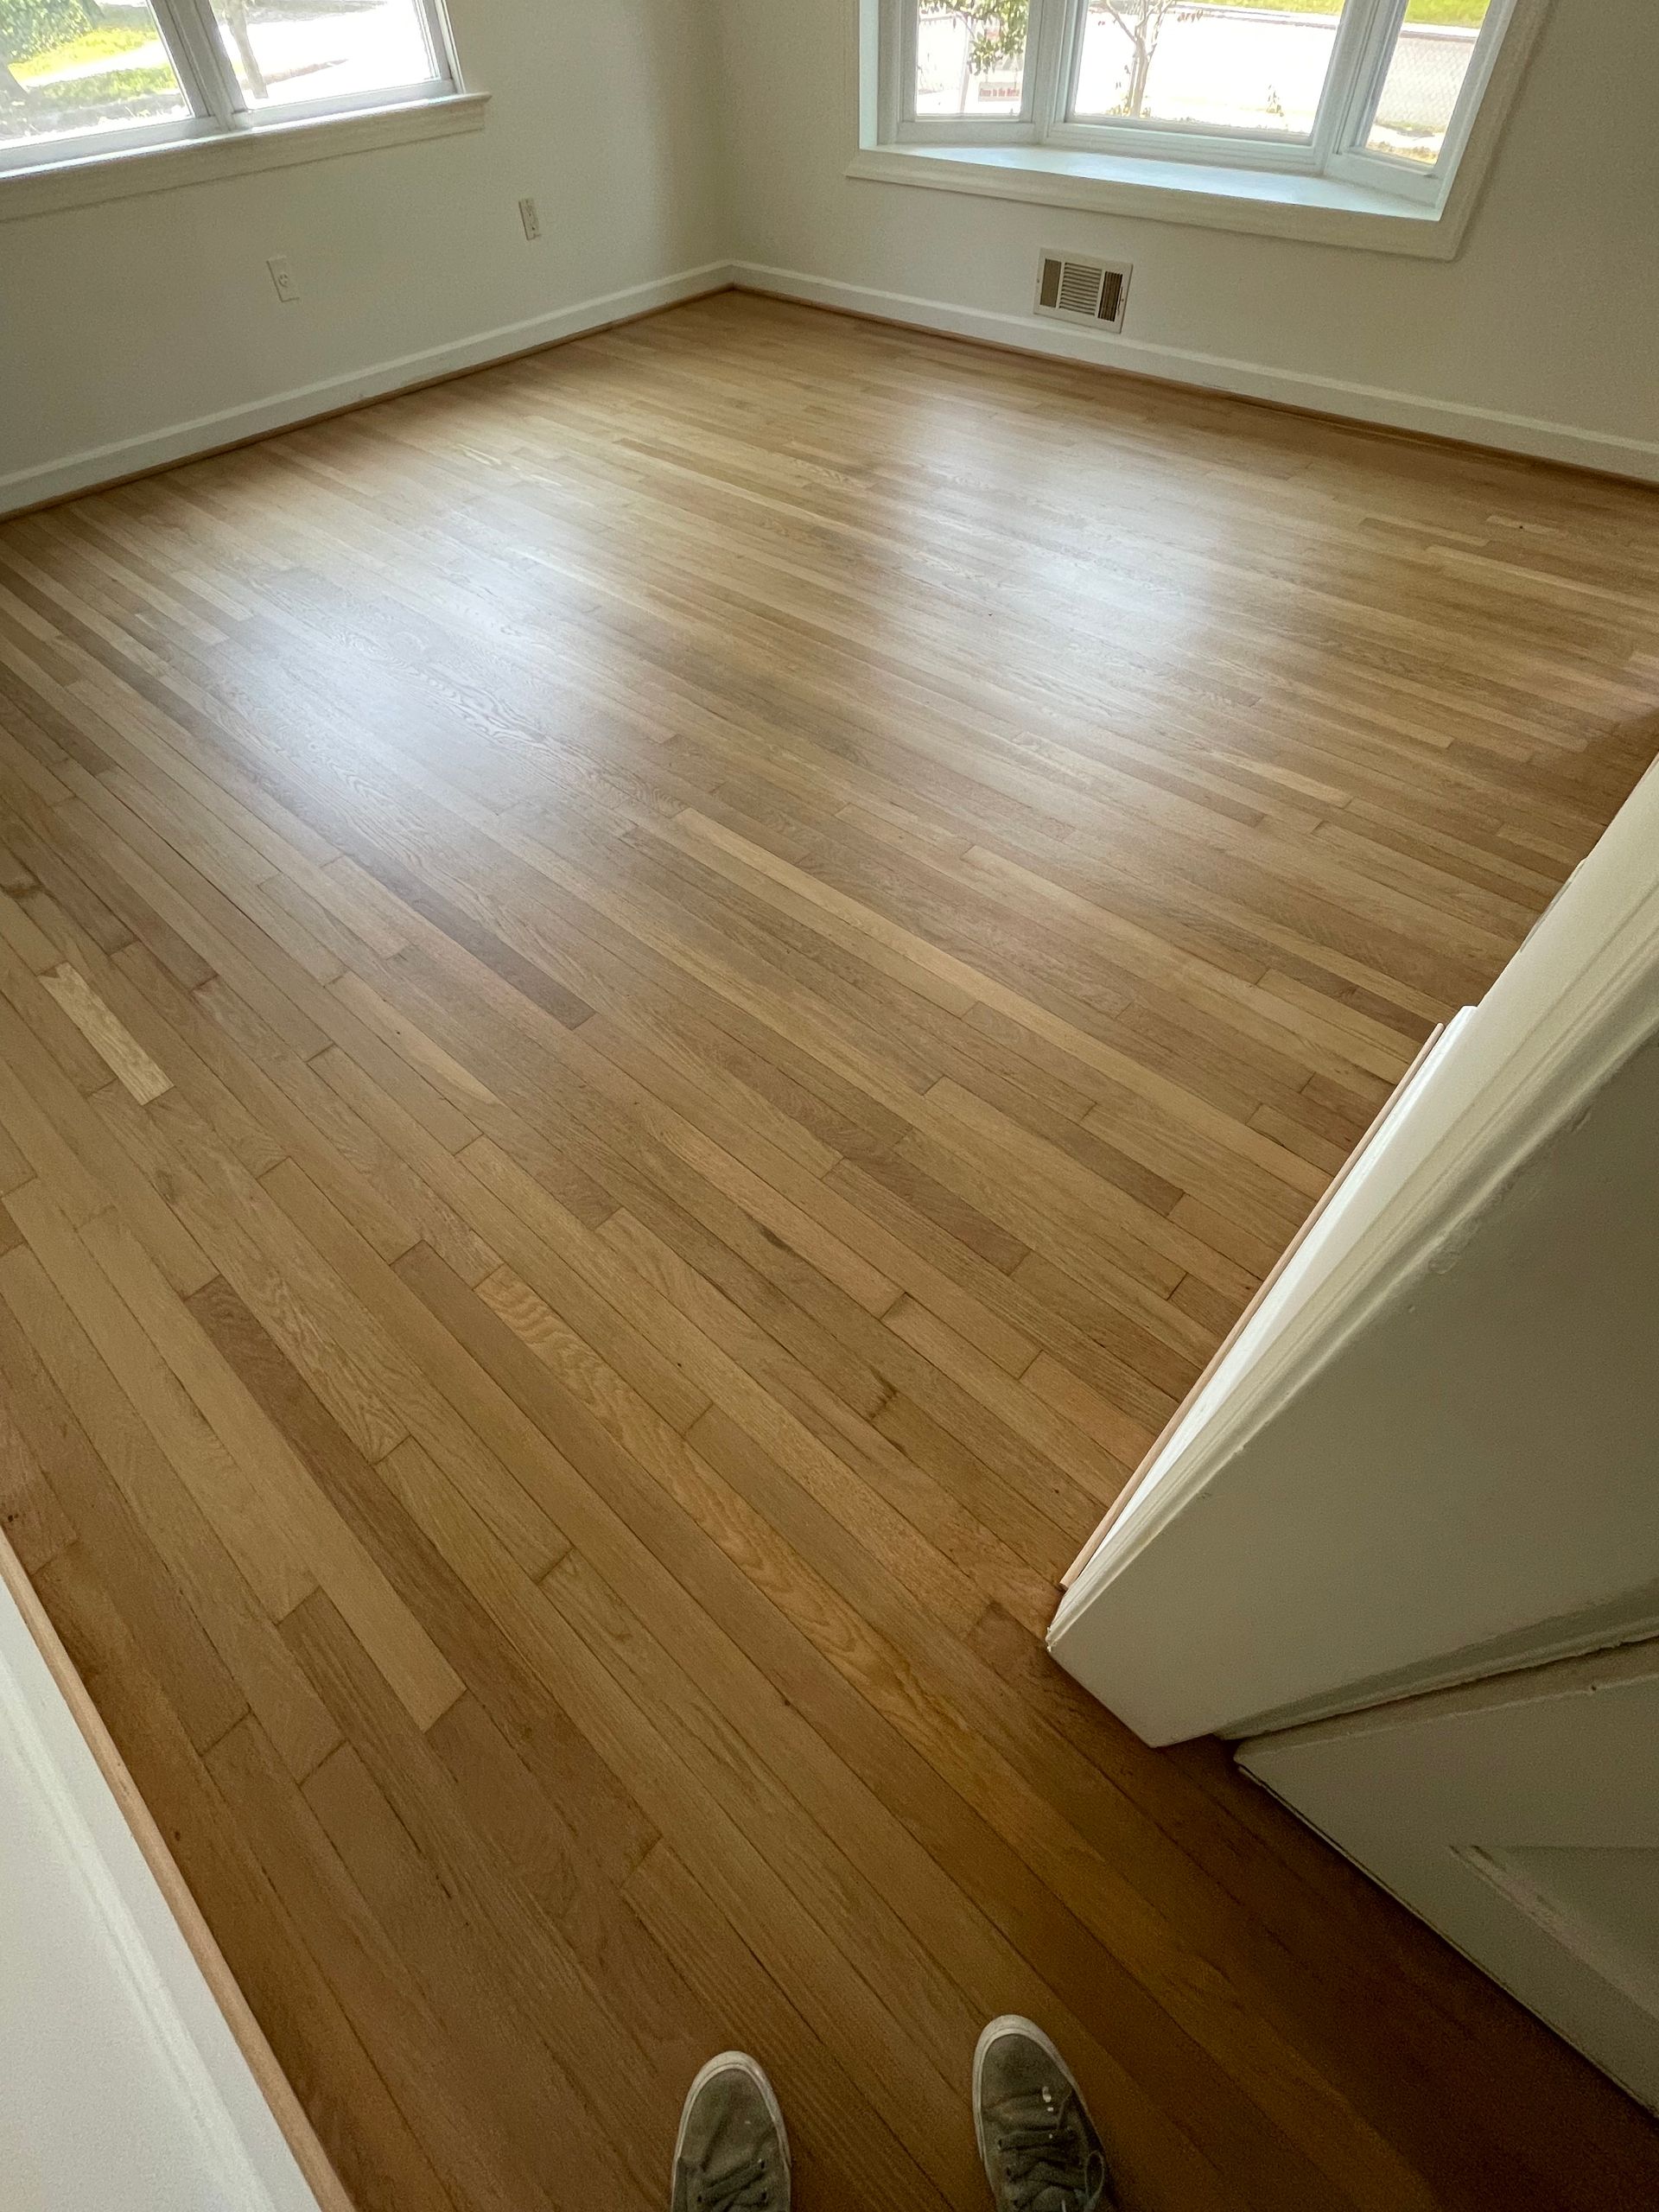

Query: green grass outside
<box><xmin>13</xmin><ymin>22</ymin><xmax>155</xmax><ymax>78</ymax></box>
<box><xmin>29</xmin><ymin>61</ymin><xmax>175</xmax><ymax>102</ymax></box>
<box><xmin>1201</xmin><ymin>0</ymin><xmax>1489</xmax><ymax>22</ymax></box>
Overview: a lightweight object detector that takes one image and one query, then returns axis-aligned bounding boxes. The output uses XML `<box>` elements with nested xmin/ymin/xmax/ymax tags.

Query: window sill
<box><xmin>0</xmin><ymin>88</ymin><xmax>488</xmax><ymax>224</ymax></box>
<box><xmin>848</xmin><ymin>142</ymin><xmax>1468</xmax><ymax>259</ymax></box>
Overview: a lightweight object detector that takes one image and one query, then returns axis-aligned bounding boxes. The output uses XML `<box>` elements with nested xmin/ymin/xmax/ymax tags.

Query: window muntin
<box><xmin>1363</xmin><ymin>0</ymin><xmax>1492</xmax><ymax>165</ymax></box>
<box><xmin>206</xmin><ymin>0</ymin><xmax>442</xmax><ymax>114</ymax></box>
<box><xmin>890</xmin><ymin>0</ymin><xmax>1520</xmax><ymax>204</ymax></box>
<box><xmin>0</xmin><ymin>1</ymin><xmax>190</xmax><ymax>156</ymax></box>
<box><xmin>0</xmin><ymin>0</ymin><xmax>457</xmax><ymax>176</ymax></box>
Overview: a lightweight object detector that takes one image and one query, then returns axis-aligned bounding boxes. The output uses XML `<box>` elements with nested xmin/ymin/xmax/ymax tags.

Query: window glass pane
<box><xmin>914</xmin><ymin>3</ymin><xmax>1027</xmax><ymax>119</ymax></box>
<box><xmin>1071</xmin><ymin>0</ymin><xmax>1348</xmax><ymax>138</ymax></box>
<box><xmin>1366</xmin><ymin>0</ymin><xmax>1490</xmax><ymax>165</ymax></box>
<box><xmin>0</xmin><ymin>0</ymin><xmax>188</xmax><ymax>155</ymax></box>
<box><xmin>207</xmin><ymin>0</ymin><xmax>439</xmax><ymax>110</ymax></box>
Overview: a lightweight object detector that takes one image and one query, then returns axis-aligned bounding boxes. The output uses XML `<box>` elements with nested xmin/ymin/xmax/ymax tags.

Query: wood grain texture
<box><xmin>0</xmin><ymin>1504</ymin><xmax>354</xmax><ymax>2212</ymax></box>
<box><xmin>1062</xmin><ymin>1020</ymin><xmax>1447</xmax><ymax>1588</ymax></box>
<box><xmin>1</xmin><ymin>291</ymin><xmax>1656</xmax><ymax>2212</ymax></box>
<box><xmin>38</xmin><ymin>959</ymin><xmax>175</xmax><ymax>1101</ymax></box>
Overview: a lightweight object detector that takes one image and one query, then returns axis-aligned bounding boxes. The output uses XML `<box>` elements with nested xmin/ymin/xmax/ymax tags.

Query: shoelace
<box><xmin>993</xmin><ymin>2093</ymin><xmax>1103</xmax><ymax>2212</ymax></box>
<box><xmin>694</xmin><ymin>2154</ymin><xmax>773</xmax><ymax>2212</ymax></box>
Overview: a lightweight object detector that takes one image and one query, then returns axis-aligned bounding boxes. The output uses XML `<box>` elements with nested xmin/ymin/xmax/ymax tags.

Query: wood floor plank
<box><xmin>283</xmin><ymin>1587</ymin><xmax>678</xmax><ymax>2208</ymax></box>
<box><xmin>0</xmin><ymin>963</ymin><xmax>221</xmax><ymax>1287</ymax></box>
<box><xmin>0</xmin><ymin>1251</ymin><xmax>340</xmax><ymax>1777</ymax></box>
<box><xmin>3</xmin><ymin>1181</ymin><xmax>318</xmax><ymax>1620</ymax></box>
<box><xmin>31</xmin><ymin>1548</ymin><xmax>454</xmax><ymax>2212</ymax></box>
<box><xmin>184</xmin><ymin>1274</ymin><xmax>653</xmax><ymax>1883</ymax></box>
<box><xmin>3</xmin><ymin>291</ymin><xmax>1656</xmax><ymax>2212</ymax></box>
<box><xmin>0</xmin><ymin>1358</ymin><xmax>77</xmax><ymax>1572</ymax></box>
<box><xmin>622</xmin><ymin>1840</ymin><xmax>976</xmax><ymax>2212</ymax></box>
<box><xmin>208</xmin><ymin>1714</ymin><xmax>563</xmax><ymax>2212</ymax></box>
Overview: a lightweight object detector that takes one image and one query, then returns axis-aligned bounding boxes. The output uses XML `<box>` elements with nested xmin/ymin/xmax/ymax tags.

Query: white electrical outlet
<box><xmin>518</xmin><ymin>196</ymin><xmax>542</xmax><ymax>242</ymax></box>
<box><xmin>266</xmin><ymin>254</ymin><xmax>300</xmax><ymax>304</ymax></box>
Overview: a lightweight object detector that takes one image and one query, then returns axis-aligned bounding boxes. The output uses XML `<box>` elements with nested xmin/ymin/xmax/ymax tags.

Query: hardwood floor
<box><xmin>2</xmin><ymin>289</ymin><xmax>1657</xmax><ymax>2212</ymax></box>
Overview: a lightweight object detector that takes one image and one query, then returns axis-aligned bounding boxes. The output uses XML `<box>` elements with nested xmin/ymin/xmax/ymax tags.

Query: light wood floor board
<box><xmin>2</xmin><ymin>292</ymin><xmax>1657</xmax><ymax>2212</ymax></box>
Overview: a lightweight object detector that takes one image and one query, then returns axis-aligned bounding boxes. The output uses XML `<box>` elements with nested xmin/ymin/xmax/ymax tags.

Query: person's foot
<box><xmin>671</xmin><ymin>2051</ymin><xmax>791</xmax><ymax>2212</ymax></box>
<box><xmin>973</xmin><ymin>2016</ymin><xmax>1114</xmax><ymax>2212</ymax></box>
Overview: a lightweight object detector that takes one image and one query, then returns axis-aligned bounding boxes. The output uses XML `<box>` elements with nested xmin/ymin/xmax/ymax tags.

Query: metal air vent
<box><xmin>1034</xmin><ymin>252</ymin><xmax>1131</xmax><ymax>334</ymax></box>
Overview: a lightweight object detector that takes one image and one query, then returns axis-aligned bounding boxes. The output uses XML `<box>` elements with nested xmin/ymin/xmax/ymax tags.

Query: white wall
<box><xmin>1054</xmin><ymin>1030</ymin><xmax>1659</xmax><ymax>1743</ymax></box>
<box><xmin>0</xmin><ymin>1573</ymin><xmax>329</xmax><ymax>2212</ymax></box>
<box><xmin>713</xmin><ymin>0</ymin><xmax>1659</xmax><ymax>475</ymax></box>
<box><xmin>6</xmin><ymin>0</ymin><xmax>1657</xmax><ymax>502</ymax></box>
<box><xmin>1050</xmin><ymin>755</ymin><xmax>1659</xmax><ymax>1746</ymax></box>
<box><xmin>1</xmin><ymin>0</ymin><xmax>728</xmax><ymax>505</ymax></box>
<box><xmin>1240</xmin><ymin>1635</ymin><xmax>1659</xmax><ymax>2117</ymax></box>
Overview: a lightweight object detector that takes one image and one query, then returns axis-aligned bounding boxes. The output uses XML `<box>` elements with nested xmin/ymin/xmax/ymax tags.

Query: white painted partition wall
<box><xmin>1048</xmin><ymin>760</ymin><xmax>1659</xmax><ymax>1747</ymax></box>
<box><xmin>1240</xmin><ymin>1637</ymin><xmax>1659</xmax><ymax>2116</ymax></box>
<box><xmin>0</xmin><ymin>1560</ymin><xmax>336</xmax><ymax>2212</ymax></box>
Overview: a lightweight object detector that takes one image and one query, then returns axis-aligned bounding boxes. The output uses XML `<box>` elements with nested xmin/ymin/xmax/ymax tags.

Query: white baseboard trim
<box><xmin>732</xmin><ymin>260</ymin><xmax>1659</xmax><ymax>485</ymax></box>
<box><xmin>0</xmin><ymin>260</ymin><xmax>736</xmax><ymax>517</ymax></box>
<box><xmin>12</xmin><ymin>251</ymin><xmax>1655</xmax><ymax>515</ymax></box>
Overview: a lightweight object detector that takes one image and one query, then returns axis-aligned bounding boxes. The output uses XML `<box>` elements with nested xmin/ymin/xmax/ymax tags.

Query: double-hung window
<box><xmin>0</xmin><ymin>0</ymin><xmax>461</xmax><ymax>178</ymax></box>
<box><xmin>880</xmin><ymin>1</ymin><xmax>1537</xmax><ymax>214</ymax></box>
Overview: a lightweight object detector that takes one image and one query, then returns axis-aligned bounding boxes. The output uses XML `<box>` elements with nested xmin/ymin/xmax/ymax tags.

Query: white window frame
<box><xmin>881</xmin><ymin>0</ymin><xmax>1528</xmax><ymax>207</ymax></box>
<box><xmin>0</xmin><ymin>0</ymin><xmax>464</xmax><ymax>182</ymax></box>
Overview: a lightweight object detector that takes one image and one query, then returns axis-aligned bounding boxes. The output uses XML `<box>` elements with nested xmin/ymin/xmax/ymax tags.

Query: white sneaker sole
<box><xmin>672</xmin><ymin>2050</ymin><xmax>791</xmax><ymax>2181</ymax></box>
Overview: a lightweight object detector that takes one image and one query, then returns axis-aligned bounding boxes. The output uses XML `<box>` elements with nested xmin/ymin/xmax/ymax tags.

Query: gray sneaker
<box><xmin>973</xmin><ymin>2016</ymin><xmax>1113</xmax><ymax>2212</ymax></box>
<box><xmin>671</xmin><ymin>2051</ymin><xmax>791</xmax><ymax>2212</ymax></box>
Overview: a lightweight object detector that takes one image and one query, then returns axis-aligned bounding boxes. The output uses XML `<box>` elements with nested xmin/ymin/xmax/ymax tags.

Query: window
<box><xmin>886</xmin><ymin>0</ymin><xmax>1527</xmax><ymax>207</ymax></box>
<box><xmin>1</xmin><ymin>0</ymin><xmax>459</xmax><ymax>175</ymax></box>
